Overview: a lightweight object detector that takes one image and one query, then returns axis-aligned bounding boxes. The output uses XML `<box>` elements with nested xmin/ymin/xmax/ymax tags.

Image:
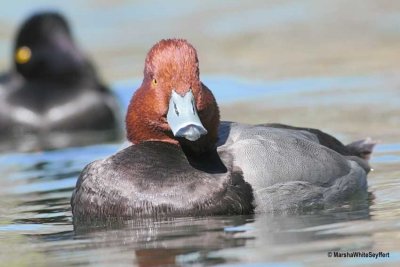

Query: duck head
<box><xmin>126</xmin><ymin>39</ymin><xmax>220</xmax><ymax>154</ymax></box>
<box><xmin>13</xmin><ymin>12</ymin><xmax>89</xmax><ymax>82</ymax></box>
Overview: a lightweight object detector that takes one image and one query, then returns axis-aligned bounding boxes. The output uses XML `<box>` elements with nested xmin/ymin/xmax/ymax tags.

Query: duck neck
<box><xmin>178</xmin><ymin>135</ymin><xmax>215</xmax><ymax>155</ymax></box>
<box><xmin>181</xmin><ymin>143</ymin><xmax>227</xmax><ymax>174</ymax></box>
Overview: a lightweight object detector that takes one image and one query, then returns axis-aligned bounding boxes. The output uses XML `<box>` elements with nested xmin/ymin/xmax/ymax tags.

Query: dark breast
<box><xmin>71</xmin><ymin>142</ymin><xmax>254</xmax><ymax>221</ymax></box>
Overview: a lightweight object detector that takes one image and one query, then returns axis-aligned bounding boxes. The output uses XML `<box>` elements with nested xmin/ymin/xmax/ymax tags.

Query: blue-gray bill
<box><xmin>166</xmin><ymin>89</ymin><xmax>207</xmax><ymax>141</ymax></box>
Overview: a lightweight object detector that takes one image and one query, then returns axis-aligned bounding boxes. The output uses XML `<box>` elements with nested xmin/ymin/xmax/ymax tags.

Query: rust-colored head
<box><xmin>126</xmin><ymin>39</ymin><xmax>220</xmax><ymax>153</ymax></box>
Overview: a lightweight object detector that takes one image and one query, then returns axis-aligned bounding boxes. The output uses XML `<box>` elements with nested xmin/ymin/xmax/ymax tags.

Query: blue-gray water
<box><xmin>1</xmin><ymin>1</ymin><xmax>400</xmax><ymax>266</ymax></box>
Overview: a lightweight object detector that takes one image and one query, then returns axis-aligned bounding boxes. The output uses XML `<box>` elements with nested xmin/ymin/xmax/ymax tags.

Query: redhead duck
<box><xmin>0</xmin><ymin>12</ymin><xmax>121</xmax><ymax>151</ymax></box>
<box><xmin>71</xmin><ymin>39</ymin><xmax>374</xmax><ymax>220</ymax></box>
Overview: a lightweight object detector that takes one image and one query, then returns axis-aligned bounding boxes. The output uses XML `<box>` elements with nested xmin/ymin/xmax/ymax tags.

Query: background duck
<box><xmin>71</xmin><ymin>39</ymin><xmax>375</xmax><ymax>221</ymax></box>
<box><xmin>0</xmin><ymin>11</ymin><xmax>122</xmax><ymax>152</ymax></box>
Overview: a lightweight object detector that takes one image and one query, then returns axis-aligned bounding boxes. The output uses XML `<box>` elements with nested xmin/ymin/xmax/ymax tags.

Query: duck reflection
<box><xmin>62</xmin><ymin>206</ymin><xmax>370</xmax><ymax>266</ymax></box>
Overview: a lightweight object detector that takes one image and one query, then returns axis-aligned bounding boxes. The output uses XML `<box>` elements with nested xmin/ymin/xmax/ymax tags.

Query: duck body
<box><xmin>72</xmin><ymin>121</ymin><xmax>370</xmax><ymax>220</ymax></box>
<box><xmin>71</xmin><ymin>39</ymin><xmax>374</xmax><ymax>221</ymax></box>
<box><xmin>217</xmin><ymin>121</ymin><xmax>369</xmax><ymax>213</ymax></box>
<box><xmin>0</xmin><ymin>71</ymin><xmax>118</xmax><ymax>132</ymax></box>
<box><xmin>0</xmin><ymin>12</ymin><xmax>121</xmax><ymax>151</ymax></box>
<box><xmin>71</xmin><ymin>141</ymin><xmax>254</xmax><ymax>219</ymax></box>
<box><xmin>0</xmin><ymin>69</ymin><xmax>120</xmax><ymax>151</ymax></box>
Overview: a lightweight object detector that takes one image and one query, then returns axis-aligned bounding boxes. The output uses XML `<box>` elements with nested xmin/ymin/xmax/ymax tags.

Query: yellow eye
<box><xmin>15</xmin><ymin>46</ymin><xmax>31</xmax><ymax>64</ymax></box>
<box><xmin>152</xmin><ymin>79</ymin><xmax>157</xmax><ymax>86</ymax></box>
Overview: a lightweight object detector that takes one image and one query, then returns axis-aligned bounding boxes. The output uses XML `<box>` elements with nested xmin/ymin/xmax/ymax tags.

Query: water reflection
<box><xmin>26</xmin><ymin>208</ymin><xmax>372</xmax><ymax>266</ymax></box>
